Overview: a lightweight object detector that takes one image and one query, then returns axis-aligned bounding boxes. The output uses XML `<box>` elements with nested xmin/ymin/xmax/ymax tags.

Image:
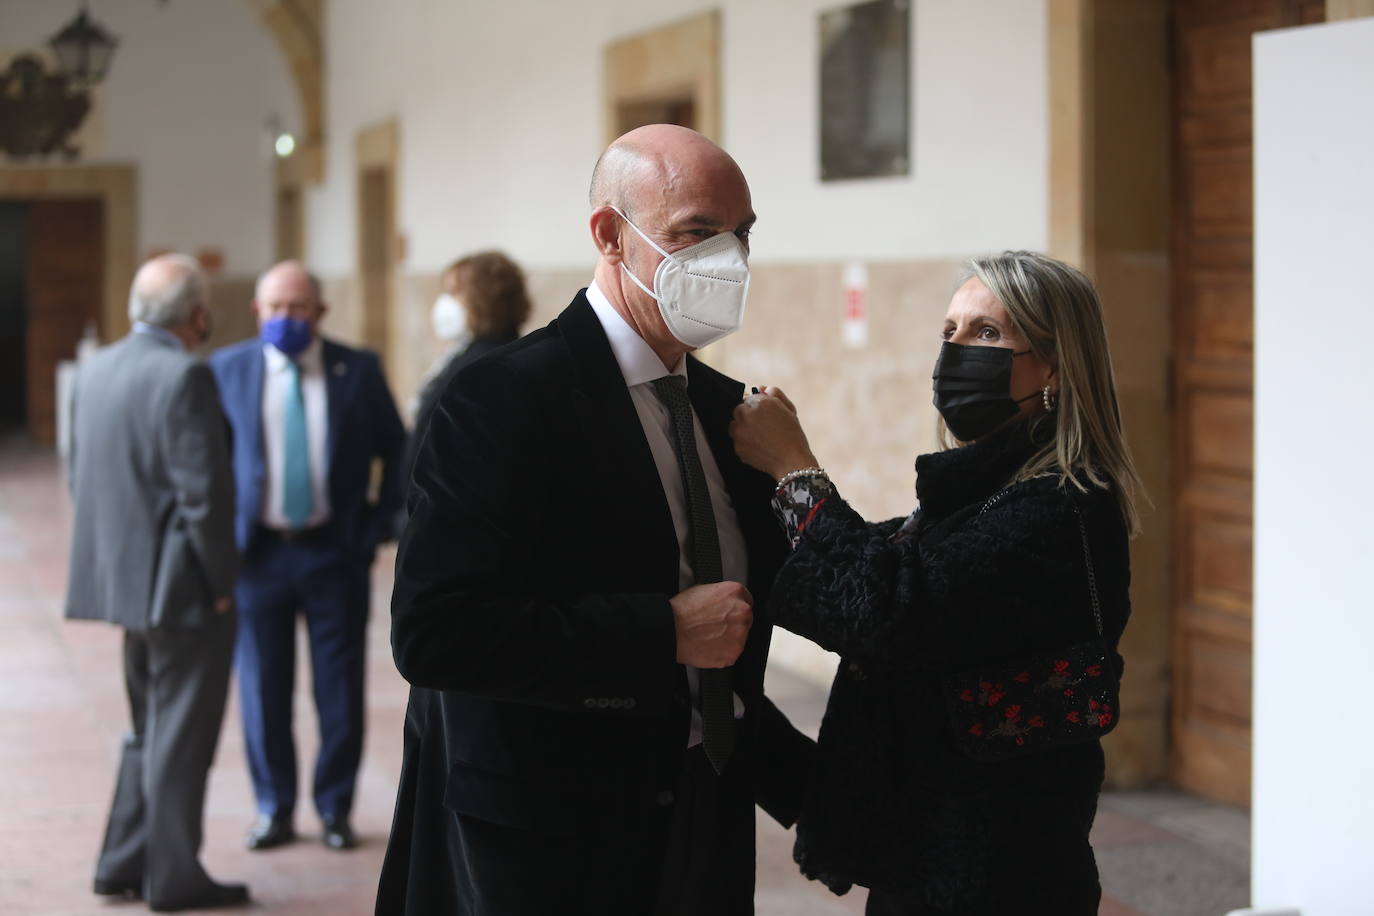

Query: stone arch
<box><xmin>245</xmin><ymin>0</ymin><xmax>324</xmax><ymax>183</ymax></box>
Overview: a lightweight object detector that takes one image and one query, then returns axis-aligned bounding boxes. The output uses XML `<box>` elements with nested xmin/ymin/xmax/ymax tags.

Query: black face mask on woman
<box><xmin>931</xmin><ymin>341</ymin><xmax>1040</xmax><ymax>441</ymax></box>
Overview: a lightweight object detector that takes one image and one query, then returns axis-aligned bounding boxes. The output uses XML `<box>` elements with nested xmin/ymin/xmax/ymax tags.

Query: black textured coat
<box><xmin>771</xmin><ymin>422</ymin><xmax>1131</xmax><ymax>915</ymax></box>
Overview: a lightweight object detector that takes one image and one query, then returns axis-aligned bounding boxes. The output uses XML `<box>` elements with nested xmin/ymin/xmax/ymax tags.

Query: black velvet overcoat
<box><xmin>375</xmin><ymin>294</ymin><xmax>813</xmax><ymax>916</ymax></box>
<box><xmin>771</xmin><ymin>422</ymin><xmax>1131</xmax><ymax>915</ymax></box>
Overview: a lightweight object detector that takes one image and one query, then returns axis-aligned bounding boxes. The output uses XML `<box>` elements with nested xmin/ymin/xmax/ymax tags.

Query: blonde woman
<box><xmin>730</xmin><ymin>250</ymin><xmax>1143</xmax><ymax>915</ymax></box>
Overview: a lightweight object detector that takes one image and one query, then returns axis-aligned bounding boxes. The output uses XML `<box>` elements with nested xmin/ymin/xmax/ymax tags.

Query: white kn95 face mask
<box><xmin>612</xmin><ymin>206</ymin><xmax>750</xmax><ymax>350</ymax></box>
<box><xmin>430</xmin><ymin>292</ymin><xmax>468</xmax><ymax>342</ymax></box>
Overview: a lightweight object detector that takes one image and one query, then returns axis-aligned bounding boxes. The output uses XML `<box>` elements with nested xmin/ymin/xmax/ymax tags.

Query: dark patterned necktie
<box><xmin>651</xmin><ymin>375</ymin><xmax>735</xmax><ymax>774</ymax></box>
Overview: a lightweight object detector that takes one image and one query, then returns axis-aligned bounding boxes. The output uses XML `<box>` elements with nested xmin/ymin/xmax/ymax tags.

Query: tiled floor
<box><xmin>0</xmin><ymin>437</ymin><xmax>1250</xmax><ymax>915</ymax></box>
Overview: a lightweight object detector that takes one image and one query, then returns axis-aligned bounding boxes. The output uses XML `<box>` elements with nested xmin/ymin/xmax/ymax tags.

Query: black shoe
<box><xmin>322</xmin><ymin>816</ymin><xmax>356</xmax><ymax>850</ymax></box>
<box><xmin>245</xmin><ymin>813</ymin><xmax>295</xmax><ymax>850</ymax></box>
<box><xmin>93</xmin><ymin>877</ymin><xmax>141</xmax><ymax>897</ymax></box>
<box><xmin>148</xmin><ymin>881</ymin><xmax>249</xmax><ymax>912</ymax></box>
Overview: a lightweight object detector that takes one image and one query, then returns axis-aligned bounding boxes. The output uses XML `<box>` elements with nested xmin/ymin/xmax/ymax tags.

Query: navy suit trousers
<box><xmin>234</xmin><ymin>527</ymin><xmax>370</xmax><ymax>822</ymax></box>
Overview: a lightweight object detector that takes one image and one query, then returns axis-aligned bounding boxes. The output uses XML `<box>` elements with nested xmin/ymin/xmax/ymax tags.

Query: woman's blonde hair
<box><xmin>960</xmin><ymin>250</ymin><xmax>1145</xmax><ymax>536</ymax></box>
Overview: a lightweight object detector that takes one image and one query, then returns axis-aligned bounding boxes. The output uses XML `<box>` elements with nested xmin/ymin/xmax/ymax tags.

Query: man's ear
<box><xmin>589</xmin><ymin>207</ymin><xmax>624</xmax><ymax>265</ymax></box>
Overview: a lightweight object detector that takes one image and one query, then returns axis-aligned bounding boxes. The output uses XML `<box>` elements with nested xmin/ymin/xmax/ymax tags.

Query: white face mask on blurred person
<box><xmin>612</xmin><ymin>207</ymin><xmax>750</xmax><ymax>350</ymax></box>
<box><xmin>430</xmin><ymin>293</ymin><xmax>469</xmax><ymax>342</ymax></box>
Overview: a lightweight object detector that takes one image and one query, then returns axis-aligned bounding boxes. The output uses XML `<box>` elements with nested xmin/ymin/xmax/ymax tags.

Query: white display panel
<box><xmin>1252</xmin><ymin>16</ymin><xmax>1374</xmax><ymax>916</ymax></box>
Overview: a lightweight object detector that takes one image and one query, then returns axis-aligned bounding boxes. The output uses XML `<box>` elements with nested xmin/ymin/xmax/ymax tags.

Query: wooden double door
<box><xmin>0</xmin><ymin>198</ymin><xmax>104</xmax><ymax>444</ymax></box>
<box><xmin>1169</xmin><ymin>0</ymin><xmax>1323</xmax><ymax>806</ymax></box>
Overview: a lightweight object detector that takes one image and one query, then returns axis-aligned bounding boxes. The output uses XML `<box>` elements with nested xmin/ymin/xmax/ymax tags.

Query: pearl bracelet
<box><xmin>775</xmin><ymin>467</ymin><xmax>828</xmax><ymax>489</ymax></box>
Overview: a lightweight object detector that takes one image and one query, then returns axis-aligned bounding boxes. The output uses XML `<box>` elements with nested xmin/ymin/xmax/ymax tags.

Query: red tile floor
<box><xmin>0</xmin><ymin>437</ymin><xmax>1247</xmax><ymax>915</ymax></box>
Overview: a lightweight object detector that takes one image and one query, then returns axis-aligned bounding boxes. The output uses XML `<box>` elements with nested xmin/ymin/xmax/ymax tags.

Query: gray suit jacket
<box><xmin>65</xmin><ymin>331</ymin><xmax>239</xmax><ymax>631</ymax></box>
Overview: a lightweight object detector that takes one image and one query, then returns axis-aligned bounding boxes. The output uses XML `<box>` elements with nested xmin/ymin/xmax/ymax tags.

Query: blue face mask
<box><xmin>261</xmin><ymin>316</ymin><xmax>313</xmax><ymax>357</ymax></box>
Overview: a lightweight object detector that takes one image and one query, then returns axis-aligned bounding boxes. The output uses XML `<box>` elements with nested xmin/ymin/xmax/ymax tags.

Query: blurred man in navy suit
<box><xmin>210</xmin><ymin>261</ymin><xmax>405</xmax><ymax>852</ymax></box>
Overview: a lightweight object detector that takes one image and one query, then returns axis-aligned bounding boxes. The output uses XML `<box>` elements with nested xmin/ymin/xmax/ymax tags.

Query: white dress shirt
<box><xmin>585</xmin><ymin>282</ymin><xmax>748</xmax><ymax>746</ymax></box>
<box><xmin>260</xmin><ymin>337</ymin><xmax>332</xmax><ymax>529</ymax></box>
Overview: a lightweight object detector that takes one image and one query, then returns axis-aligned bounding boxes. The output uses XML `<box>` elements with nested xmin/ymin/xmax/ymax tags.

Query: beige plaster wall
<box><xmin>201</xmin><ymin>276</ymin><xmax>259</xmax><ymax>354</ymax></box>
<box><xmin>1327</xmin><ymin>0</ymin><xmax>1374</xmax><ymax>18</ymax></box>
<box><xmin>708</xmin><ymin>261</ymin><xmax>961</xmax><ymax>522</ymax></box>
<box><xmin>329</xmin><ymin>259</ymin><xmax>961</xmax><ymax>524</ymax></box>
<box><xmin>317</xmin><ymin>274</ymin><xmax>364</xmax><ymax>348</ymax></box>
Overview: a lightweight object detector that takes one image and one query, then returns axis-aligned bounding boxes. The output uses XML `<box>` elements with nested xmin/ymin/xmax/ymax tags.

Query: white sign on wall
<box><xmin>841</xmin><ymin>261</ymin><xmax>869</xmax><ymax>348</ymax></box>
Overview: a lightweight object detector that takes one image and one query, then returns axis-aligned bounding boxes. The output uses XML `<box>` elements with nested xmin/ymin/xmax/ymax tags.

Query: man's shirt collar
<box><xmin>263</xmin><ymin>334</ymin><xmax>323</xmax><ymax>373</ymax></box>
<box><xmin>132</xmin><ymin>321</ymin><xmax>186</xmax><ymax>351</ymax></box>
<box><xmin>585</xmin><ymin>280</ymin><xmax>686</xmax><ymax>388</ymax></box>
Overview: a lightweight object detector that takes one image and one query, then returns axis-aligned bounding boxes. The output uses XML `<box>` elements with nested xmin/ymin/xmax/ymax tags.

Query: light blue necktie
<box><xmin>282</xmin><ymin>360</ymin><xmax>313</xmax><ymax>528</ymax></box>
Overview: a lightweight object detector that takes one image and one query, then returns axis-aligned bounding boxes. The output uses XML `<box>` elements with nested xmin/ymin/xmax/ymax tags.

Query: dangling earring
<box><xmin>1042</xmin><ymin>385</ymin><xmax>1058</xmax><ymax>413</ymax></box>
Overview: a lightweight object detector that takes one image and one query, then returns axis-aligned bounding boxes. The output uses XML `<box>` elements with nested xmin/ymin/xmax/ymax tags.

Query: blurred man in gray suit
<box><xmin>65</xmin><ymin>254</ymin><xmax>249</xmax><ymax>912</ymax></box>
